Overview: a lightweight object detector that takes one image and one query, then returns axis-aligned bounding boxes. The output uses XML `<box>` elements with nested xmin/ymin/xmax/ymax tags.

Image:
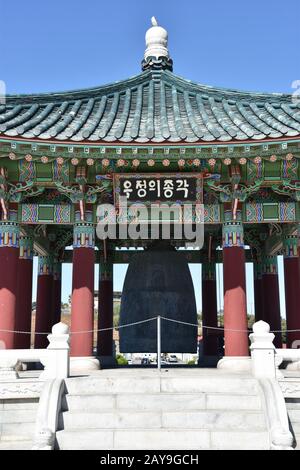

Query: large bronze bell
<box><xmin>119</xmin><ymin>244</ymin><xmax>198</xmax><ymax>353</ymax></box>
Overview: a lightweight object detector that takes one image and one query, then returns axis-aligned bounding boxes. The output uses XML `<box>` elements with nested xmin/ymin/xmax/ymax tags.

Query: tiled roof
<box><xmin>1</xmin><ymin>70</ymin><xmax>299</xmax><ymax>144</ymax></box>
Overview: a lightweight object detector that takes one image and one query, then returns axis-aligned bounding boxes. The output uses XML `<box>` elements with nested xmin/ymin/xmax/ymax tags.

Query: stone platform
<box><xmin>1</xmin><ymin>368</ymin><xmax>300</xmax><ymax>450</ymax></box>
<box><xmin>56</xmin><ymin>368</ymin><xmax>269</xmax><ymax>450</ymax></box>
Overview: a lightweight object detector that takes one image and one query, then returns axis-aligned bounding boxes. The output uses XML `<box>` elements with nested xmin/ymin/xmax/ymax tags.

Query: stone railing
<box><xmin>249</xmin><ymin>321</ymin><xmax>299</xmax><ymax>450</ymax></box>
<box><xmin>0</xmin><ymin>322</ymin><xmax>70</xmax><ymax>381</ymax></box>
<box><xmin>250</xmin><ymin>320</ymin><xmax>300</xmax><ymax>379</ymax></box>
<box><xmin>32</xmin><ymin>378</ymin><xmax>66</xmax><ymax>450</ymax></box>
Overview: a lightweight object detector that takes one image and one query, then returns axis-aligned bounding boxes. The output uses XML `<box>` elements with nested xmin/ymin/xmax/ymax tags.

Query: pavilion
<box><xmin>0</xmin><ymin>17</ymin><xmax>300</xmax><ymax>368</ymax></box>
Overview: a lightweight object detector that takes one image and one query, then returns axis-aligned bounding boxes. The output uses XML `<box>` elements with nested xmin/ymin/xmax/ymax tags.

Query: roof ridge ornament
<box><xmin>151</xmin><ymin>16</ymin><xmax>158</xmax><ymax>27</ymax></box>
<box><xmin>142</xmin><ymin>17</ymin><xmax>173</xmax><ymax>72</ymax></box>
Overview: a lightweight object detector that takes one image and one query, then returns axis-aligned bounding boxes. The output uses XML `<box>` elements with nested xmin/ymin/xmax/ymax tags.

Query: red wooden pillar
<box><xmin>0</xmin><ymin>221</ymin><xmax>19</xmax><ymax>349</ymax></box>
<box><xmin>15</xmin><ymin>236</ymin><xmax>33</xmax><ymax>349</ymax></box>
<box><xmin>34</xmin><ymin>256</ymin><xmax>54</xmax><ymax>348</ymax></box>
<box><xmin>262</xmin><ymin>255</ymin><xmax>282</xmax><ymax>348</ymax></box>
<box><xmin>283</xmin><ymin>235</ymin><xmax>300</xmax><ymax>348</ymax></box>
<box><xmin>70</xmin><ymin>223</ymin><xmax>95</xmax><ymax>357</ymax></box>
<box><xmin>97</xmin><ymin>257</ymin><xmax>114</xmax><ymax>358</ymax></box>
<box><xmin>222</xmin><ymin>217</ymin><xmax>249</xmax><ymax>356</ymax></box>
<box><xmin>253</xmin><ymin>261</ymin><xmax>264</xmax><ymax>322</ymax></box>
<box><xmin>52</xmin><ymin>259</ymin><xmax>62</xmax><ymax>326</ymax></box>
<box><xmin>202</xmin><ymin>261</ymin><xmax>219</xmax><ymax>356</ymax></box>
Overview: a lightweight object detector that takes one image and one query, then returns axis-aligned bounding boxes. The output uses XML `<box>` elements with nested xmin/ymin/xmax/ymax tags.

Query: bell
<box><xmin>119</xmin><ymin>244</ymin><xmax>198</xmax><ymax>353</ymax></box>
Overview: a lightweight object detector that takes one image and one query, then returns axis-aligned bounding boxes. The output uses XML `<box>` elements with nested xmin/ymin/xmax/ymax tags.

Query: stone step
<box><xmin>65</xmin><ymin>375</ymin><xmax>258</xmax><ymax>396</ymax></box>
<box><xmin>210</xmin><ymin>431</ymin><xmax>270</xmax><ymax>450</ymax></box>
<box><xmin>59</xmin><ymin>410</ymin><xmax>161</xmax><ymax>430</ymax></box>
<box><xmin>290</xmin><ymin>422</ymin><xmax>300</xmax><ymax>433</ymax></box>
<box><xmin>63</xmin><ymin>394</ymin><xmax>115</xmax><ymax>412</ymax></box>
<box><xmin>161</xmin><ymin>410</ymin><xmax>266</xmax><ymax>431</ymax></box>
<box><xmin>59</xmin><ymin>410</ymin><xmax>266</xmax><ymax>432</ymax></box>
<box><xmin>205</xmin><ymin>393</ymin><xmax>262</xmax><ymax>411</ymax></box>
<box><xmin>286</xmin><ymin>403</ymin><xmax>300</xmax><ymax>411</ymax></box>
<box><xmin>56</xmin><ymin>428</ymin><xmax>270</xmax><ymax>450</ymax></box>
<box><xmin>64</xmin><ymin>392</ymin><xmax>262</xmax><ymax>412</ymax></box>
<box><xmin>58</xmin><ymin>372</ymin><xmax>268</xmax><ymax>450</ymax></box>
<box><xmin>287</xmin><ymin>409</ymin><xmax>300</xmax><ymax>422</ymax></box>
<box><xmin>294</xmin><ymin>435</ymin><xmax>300</xmax><ymax>450</ymax></box>
<box><xmin>0</xmin><ymin>440</ymin><xmax>33</xmax><ymax>450</ymax></box>
<box><xmin>56</xmin><ymin>429</ymin><xmax>114</xmax><ymax>450</ymax></box>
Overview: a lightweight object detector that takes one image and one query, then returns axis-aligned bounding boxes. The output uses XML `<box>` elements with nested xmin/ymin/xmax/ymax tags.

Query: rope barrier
<box><xmin>0</xmin><ymin>317</ymin><xmax>158</xmax><ymax>336</ymax></box>
<box><xmin>1</xmin><ymin>315</ymin><xmax>300</xmax><ymax>335</ymax></box>
<box><xmin>162</xmin><ymin>317</ymin><xmax>300</xmax><ymax>334</ymax></box>
<box><xmin>72</xmin><ymin>317</ymin><xmax>157</xmax><ymax>335</ymax></box>
<box><xmin>160</xmin><ymin>316</ymin><xmax>199</xmax><ymax>328</ymax></box>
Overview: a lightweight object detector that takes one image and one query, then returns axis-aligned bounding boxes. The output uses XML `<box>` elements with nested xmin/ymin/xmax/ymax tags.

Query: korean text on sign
<box><xmin>120</xmin><ymin>178</ymin><xmax>194</xmax><ymax>201</ymax></box>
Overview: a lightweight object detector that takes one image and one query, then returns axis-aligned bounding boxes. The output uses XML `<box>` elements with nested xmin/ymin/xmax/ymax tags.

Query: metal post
<box><xmin>157</xmin><ymin>315</ymin><xmax>161</xmax><ymax>370</ymax></box>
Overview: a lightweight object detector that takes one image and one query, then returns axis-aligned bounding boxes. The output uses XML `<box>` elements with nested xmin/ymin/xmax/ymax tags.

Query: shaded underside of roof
<box><xmin>1</xmin><ymin>70</ymin><xmax>300</xmax><ymax>144</ymax></box>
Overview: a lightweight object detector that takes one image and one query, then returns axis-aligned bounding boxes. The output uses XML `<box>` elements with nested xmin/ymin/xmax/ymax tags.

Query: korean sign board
<box><xmin>114</xmin><ymin>173</ymin><xmax>203</xmax><ymax>206</ymax></box>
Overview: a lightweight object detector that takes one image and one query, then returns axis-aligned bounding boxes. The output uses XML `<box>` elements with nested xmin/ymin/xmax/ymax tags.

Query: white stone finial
<box><xmin>47</xmin><ymin>321</ymin><xmax>70</xmax><ymax>351</ymax></box>
<box><xmin>252</xmin><ymin>320</ymin><xmax>270</xmax><ymax>335</ymax></box>
<box><xmin>51</xmin><ymin>321</ymin><xmax>69</xmax><ymax>335</ymax></box>
<box><xmin>144</xmin><ymin>17</ymin><xmax>169</xmax><ymax>60</ymax></box>
<box><xmin>151</xmin><ymin>16</ymin><xmax>158</xmax><ymax>27</ymax></box>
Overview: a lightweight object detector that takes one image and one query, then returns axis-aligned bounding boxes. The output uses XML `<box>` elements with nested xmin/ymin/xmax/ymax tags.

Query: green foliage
<box><xmin>116</xmin><ymin>354</ymin><xmax>128</xmax><ymax>365</ymax></box>
<box><xmin>219</xmin><ymin>313</ymin><xmax>287</xmax><ymax>345</ymax></box>
<box><xmin>187</xmin><ymin>359</ymin><xmax>196</xmax><ymax>365</ymax></box>
<box><xmin>247</xmin><ymin>314</ymin><xmax>256</xmax><ymax>329</ymax></box>
<box><xmin>113</xmin><ymin>302</ymin><xmax>121</xmax><ymax>327</ymax></box>
<box><xmin>280</xmin><ymin>318</ymin><xmax>287</xmax><ymax>345</ymax></box>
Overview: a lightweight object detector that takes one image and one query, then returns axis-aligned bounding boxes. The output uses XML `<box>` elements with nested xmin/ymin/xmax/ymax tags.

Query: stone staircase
<box><xmin>55</xmin><ymin>370</ymin><xmax>270</xmax><ymax>450</ymax></box>
<box><xmin>0</xmin><ymin>398</ymin><xmax>39</xmax><ymax>450</ymax></box>
<box><xmin>286</xmin><ymin>399</ymin><xmax>300</xmax><ymax>450</ymax></box>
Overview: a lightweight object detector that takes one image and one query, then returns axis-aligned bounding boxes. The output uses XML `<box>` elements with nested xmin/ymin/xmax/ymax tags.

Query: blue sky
<box><xmin>2</xmin><ymin>0</ymin><xmax>300</xmax><ymax>95</ymax></box>
<box><xmin>3</xmin><ymin>0</ymin><xmax>296</xmax><ymax>314</ymax></box>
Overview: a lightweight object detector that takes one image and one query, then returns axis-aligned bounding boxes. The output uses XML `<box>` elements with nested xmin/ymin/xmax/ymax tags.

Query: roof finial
<box><xmin>151</xmin><ymin>16</ymin><xmax>158</xmax><ymax>27</ymax></box>
<box><xmin>141</xmin><ymin>17</ymin><xmax>173</xmax><ymax>72</ymax></box>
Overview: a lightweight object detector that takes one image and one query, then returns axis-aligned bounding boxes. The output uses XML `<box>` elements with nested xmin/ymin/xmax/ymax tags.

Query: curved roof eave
<box><xmin>0</xmin><ymin>70</ymin><xmax>299</xmax><ymax>145</ymax></box>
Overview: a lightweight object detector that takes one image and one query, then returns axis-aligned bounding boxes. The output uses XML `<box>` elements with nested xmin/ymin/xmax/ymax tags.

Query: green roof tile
<box><xmin>0</xmin><ymin>70</ymin><xmax>299</xmax><ymax>144</ymax></box>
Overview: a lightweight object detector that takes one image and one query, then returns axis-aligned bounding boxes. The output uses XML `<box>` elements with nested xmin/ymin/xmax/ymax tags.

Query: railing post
<box><xmin>40</xmin><ymin>322</ymin><xmax>70</xmax><ymax>380</ymax></box>
<box><xmin>157</xmin><ymin>316</ymin><xmax>161</xmax><ymax>370</ymax></box>
<box><xmin>249</xmin><ymin>320</ymin><xmax>276</xmax><ymax>378</ymax></box>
